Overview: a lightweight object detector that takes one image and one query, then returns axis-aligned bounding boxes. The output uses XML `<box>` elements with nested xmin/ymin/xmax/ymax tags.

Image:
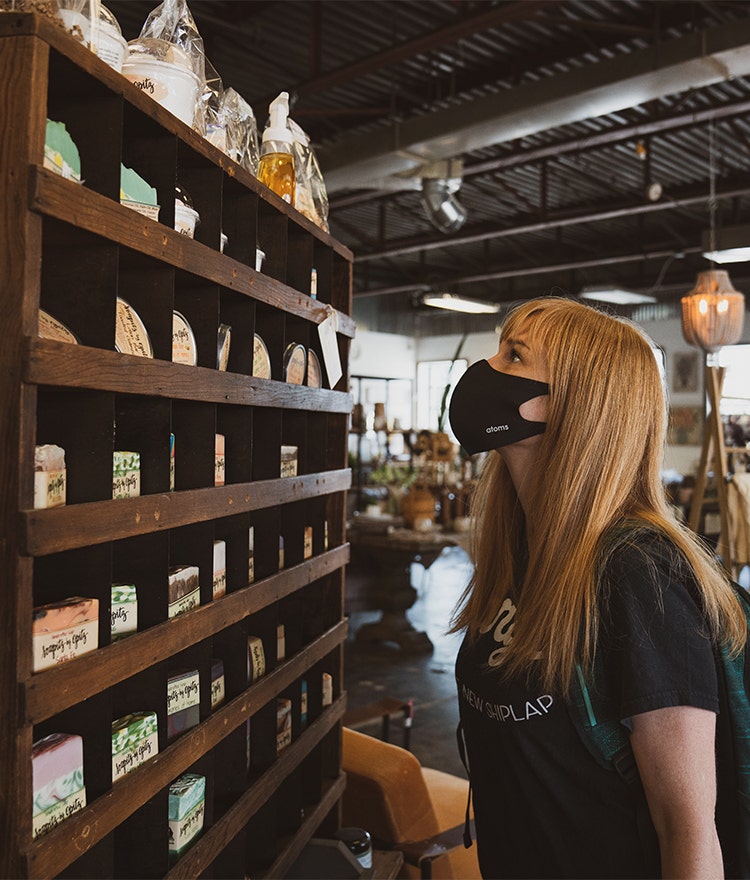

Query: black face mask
<box><xmin>448</xmin><ymin>360</ymin><xmax>549</xmax><ymax>455</ymax></box>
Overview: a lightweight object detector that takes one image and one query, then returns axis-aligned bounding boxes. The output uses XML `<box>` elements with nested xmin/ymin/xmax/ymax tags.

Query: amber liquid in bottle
<box><xmin>258</xmin><ymin>152</ymin><xmax>296</xmax><ymax>205</ymax></box>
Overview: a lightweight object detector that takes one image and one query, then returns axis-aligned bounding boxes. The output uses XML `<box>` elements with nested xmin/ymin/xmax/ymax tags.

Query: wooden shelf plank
<box><xmin>165</xmin><ymin>697</ymin><xmax>346</xmax><ymax>880</ymax></box>
<box><xmin>23</xmin><ymin>641</ymin><xmax>347</xmax><ymax>879</ymax></box>
<box><xmin>263</xmin><ymin>775</ymin><xmax>347</xmax><ymax>880</ymax></box>
<box><xmin>24</xmin><ymin>544</ymin><xmax>350</xmax><ymax>723</ymax></box>
<box><xmin>22</xmin><ymin>469</ymin><xmax>351</xmax><ymax>556</ymax></box>
<box><xmin>25</xmin><ymin>338</ymin><xmax>354</xmax><ymax>409</ymax></box>
<box><xmin>30</xmin><ymin>168</ymin><xmax>356</xmax><ymax>339</ymax></box>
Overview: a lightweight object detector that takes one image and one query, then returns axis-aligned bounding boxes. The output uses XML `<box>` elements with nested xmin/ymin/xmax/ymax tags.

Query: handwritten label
<box><xmin>113</xmin><ymin>471</ymin><xmax>140</xmax><ymax>499</ymax></box>
<box><xmin>112</xmin><ymin>732</ymin><xmax>158</xmax><ymax>782</ymax></box>
<box><xmin>33</xmin><ymin>620</ymin><xmax>98</xmax><ymax>672</ymax></box>
<box><xmin>168</xmin><ymin>589</ymin><xmax>200</xmax><ymax>619</ymax></box>
<box><xmin>32</xmin><ymin>789</ymin><xmax>86</xmax><ymax>839</ymax></box>
<box><xmin>169</xmin><ymin>800</ymin><xmax>205</xmax><ymax>854</ymax></box>
<box><xmin>167</xmin><ymin>673</ymin><xmax>200</xmax><ymax>715</ymax></box>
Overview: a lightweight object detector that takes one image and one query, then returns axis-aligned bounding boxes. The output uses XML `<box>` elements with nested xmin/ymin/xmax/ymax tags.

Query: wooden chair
<box><xmin>341</xmin><ymin>727</ymin><xmax>479</xmax><ymax>879</ymax></box>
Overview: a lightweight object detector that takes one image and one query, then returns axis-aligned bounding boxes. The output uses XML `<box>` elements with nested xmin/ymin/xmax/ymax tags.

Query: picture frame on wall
<box><xmin>668</xmin><ymin>406</ymin><xmax>703</xmax><ymax>445</ymax></box>
<box><xmin>672</xmin><ymin>350</ymin><xmax>700</xmax><ymax>393</ymax></box>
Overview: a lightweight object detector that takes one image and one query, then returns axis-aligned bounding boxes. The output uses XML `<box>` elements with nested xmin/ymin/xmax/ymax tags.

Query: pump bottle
<box><xmin>257</xmin><ymin>92</ymin><xmax>295</xmax><ymax>205</ymax></box>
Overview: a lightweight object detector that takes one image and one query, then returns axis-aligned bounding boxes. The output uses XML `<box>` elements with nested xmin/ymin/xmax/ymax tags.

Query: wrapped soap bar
<box><xmin>113</xmin><ymin>451</ymin><xmax>141</xmax><ymax>499</ymax></box>
<box><xmin>304</xmin><ymin>525</ymin><xmax>313</xmax><ymax>559</ymax></box>
<box><xmin>32</xmin><ymin>597</ymin><xmax>98</xmax><ymax>672</ymax></box>
<box><xmin>167</xmin><ymin>669</ymin><xmax>200</xmax><ymax>741</ymax></box>
<box><xmin>247</xmin><ymin>635</ymin><xmax>265</xmax><ymax>683</ymax></box>
<box><xmin>300</xmin><ymin>679</ymin><xmax>308</xmax><ymax>730</ymax></box>
<box><xmin>34</xmin><ymin>444</ymin><xmax>66</xmax><ymax>510</ymax></box>
<box><xmin>215</xmin><ymin>434</ymin><xmax>225</xmax><ymax>487</ymax></box>
<box><xmin>120</xmin><ymin>164</ymin><xmax>160</xmax><ymax>221</ymax></box>
<box><xmin>280</xmin><ymin>445</ymin><xmax>298</xmax><ymax>478</ymax></box>
<box><xmin>276</xmin><ymin>698</ymin><xmax>292</xmax><ymax>753</ymax></box>
<box><xmin>168</xmin><ymin>773</ymin><xmax>206</xmax><ymax>859</ymax></box>
<box><xmin>44</xmin><ymin>120</ymin><xmax>81</xmax><ymax>182</ymax></box>
<box><xmin>248</xmin><ymin>526</ymin><xmax>254</xmax><ymax>584</ymax></box>
<box><xmin>322</xmin><ymin>672</ymin><xmax>333</xmax><ymax>707</ymax></box>
<box><xmin>212</xmin><ymin>540</ymin><xmax>226</xmax><ymax>599</ymax></box>
<box><xmin>210</xmin><ymin>658</ymin><xmax>225</xmax><ymax>709</ymax></box>
<box><xmin>169</xmin><ymin>433</ymin><xmax>175</xmax><ymax>491</ymax></box>
<box><xmin>111</xmin><ymin>583</ymin><xmax>137</xmax><ymax>641</ymax></box>
<box><xmin>112</xmin><ymin>712</ymin><xmax>158</xmax><ymax>782</ymax></box>
<box><xmin>168</xmin><ymin>565</ymin><xmax>200</xmax><ymax>618</ymax></box>
<box><xmin>32</xmin><ymin>733</ymin><xmax>86</xmax><ymax>839</ymax></box>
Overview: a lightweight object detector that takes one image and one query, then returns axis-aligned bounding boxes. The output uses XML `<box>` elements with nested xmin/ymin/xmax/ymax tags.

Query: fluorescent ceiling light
<box><xmin>579</xmin><ymin>286</ymin><xmax>657</xmax><ymax>305</ymax></box>
<box><xmin>422</xmin><ymin>293</ymin><xmax>500</xmax><ymax>314</ymax></box>
<box><xmin>701</xmin><ymin>225</ymin><xmax>750</xmax><ymax>264</ymax></box>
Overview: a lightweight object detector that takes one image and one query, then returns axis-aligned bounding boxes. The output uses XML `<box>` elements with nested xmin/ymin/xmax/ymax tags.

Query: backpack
<box><xmin>569</xmin><ymin>580</ymin><xmax>750</xmax><ymax>878</ymax></box>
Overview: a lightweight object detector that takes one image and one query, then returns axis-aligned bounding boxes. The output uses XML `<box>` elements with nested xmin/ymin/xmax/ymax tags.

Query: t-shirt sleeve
<box><xmin>601</xmin><ymin>538</ymin><xmax>719</xmax><ymax>721</ymax></box>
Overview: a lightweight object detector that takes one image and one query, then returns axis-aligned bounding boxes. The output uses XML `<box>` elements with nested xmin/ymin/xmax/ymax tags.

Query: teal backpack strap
<box><xmin>569</xmin><ymin>660</ymin><xmax>638</xmax><ymax>785</ymax></box>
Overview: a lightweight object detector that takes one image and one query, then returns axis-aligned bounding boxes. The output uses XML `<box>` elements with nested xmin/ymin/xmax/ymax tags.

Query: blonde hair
<box><xmin>452</xmin><ymin>296</ymin><xmax>745</xmax><ymax>692</ymax></box>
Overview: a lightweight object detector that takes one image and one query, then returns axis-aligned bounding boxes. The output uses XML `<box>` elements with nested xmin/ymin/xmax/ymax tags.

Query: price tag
<box><xmin>318</xmin><ymin>310</ymin><xmax>343</xmax><ymax>389</ymax></box>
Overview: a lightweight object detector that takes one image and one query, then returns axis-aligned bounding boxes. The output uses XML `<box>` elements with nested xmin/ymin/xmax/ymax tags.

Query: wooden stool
<box><xmin>343</xmin><ymin>697</ymin><xmax>414</xmax><ymax>750</ymax></box>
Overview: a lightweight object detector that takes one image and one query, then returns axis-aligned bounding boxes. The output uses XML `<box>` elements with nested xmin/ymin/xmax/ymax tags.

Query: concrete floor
<box><xmin>343</xmin><ymin>545</ymin><xmax>472</xmax><ymax>779</ymax></box>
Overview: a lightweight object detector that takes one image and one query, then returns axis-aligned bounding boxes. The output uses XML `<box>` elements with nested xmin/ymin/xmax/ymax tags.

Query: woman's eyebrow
<box><xmin>501</xmin><ymin>336</ymin><xmax>530</xmax><ymax>349</ymax></box>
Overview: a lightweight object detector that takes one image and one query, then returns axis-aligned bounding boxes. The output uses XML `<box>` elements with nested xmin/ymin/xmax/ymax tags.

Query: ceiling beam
<box><xmin>347</xmin><ymin>178</ymin><xmax>750</xmax><ymax>263</ymax></box>
<box><xmin>318</xmin><ymin>18</ymin><xmax>750</xmax><ymax>193</ymax></box>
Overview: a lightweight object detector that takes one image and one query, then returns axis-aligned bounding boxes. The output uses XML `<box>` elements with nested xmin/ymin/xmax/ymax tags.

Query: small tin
<box><xmin>216</xmin><ymin>323</ymin><xmax>231</xmax><ymax>371</ymax></box>
<box><xmin>306</xmin><ymin>349</ymin><xmax>322</xmax><ymax>388</ymax></box>
<box><xmin>283</xmin><ymin>342</ymin><xmax>306</xmax><ymax>385</ymax></box>
<box><xmin>172</xmin><ymin>311</ymin><xmax>197</xmax><ymax>366</ymax></box>
<box><xmin>115</xmin><ymin>298</ymin><xmax>153</xmax><ymax>358</ymax></box>
<box><xmin>253</xmin><ymin>333</ymin><xmax>272</xmax><ymax>379</ymax></box>
<box><xmin>38</xmin><ymin>309</ymin><xmax>79</xmax><ymax>345</ymax></box>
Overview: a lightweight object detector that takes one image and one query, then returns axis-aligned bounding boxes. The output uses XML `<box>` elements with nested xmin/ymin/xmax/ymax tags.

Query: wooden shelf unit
<box><xmin>0</xmin><ymin>13</ymin><xmax>353</xmax><ymax>879</ymax></box>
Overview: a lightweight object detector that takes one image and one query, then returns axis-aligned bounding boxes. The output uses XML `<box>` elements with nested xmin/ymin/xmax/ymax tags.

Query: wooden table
<box><xmin>347</xmin><ymin>527</ymin><xmax>459</xmax><ymax>653</ymax></box>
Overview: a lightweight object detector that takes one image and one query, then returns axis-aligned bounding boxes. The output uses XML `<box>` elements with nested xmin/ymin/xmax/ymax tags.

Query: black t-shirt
<box><xmin>455</xmin><ymin>536</ymin><xmax>719</xmax><ymax>879</ymax></box>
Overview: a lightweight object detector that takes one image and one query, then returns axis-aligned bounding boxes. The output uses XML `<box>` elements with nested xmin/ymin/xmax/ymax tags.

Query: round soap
<box><xmin>306</xmin><ymin>349</ymin><xmax>322</xmax><ymax>388</ymax></box>
<box><xmin>283</xmin><ymin>343</ymin><xmax>306</xmax><ymax>385</ymax></box>
<box><xmin>38</xmin><ymin>309</ymin><xmax>78</xmax><ymax>344</ymax></box>
<box><xmin>115</xmin><ymin>298</ymin><xmax>153</xmax><ymax>358</ymax></box>
<box><xmin>172</xmin><ymin>311</ymin><xmax>197</xmax><ymax>365</ymax></box>
<box><xmin>253</xmin><ymin>333</ymin><xmax>271</xmax><ymax>379</ymax></box>
<box><xmin>216</xmin><ymin>323</ymin><xmax>231</xmax><ymax>371</ymax></box>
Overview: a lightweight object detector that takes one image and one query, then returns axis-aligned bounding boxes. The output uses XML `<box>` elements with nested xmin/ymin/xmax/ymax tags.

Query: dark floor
<box><xmin>343</xmin><ymin>545</ymin><xmax>472</xmax><ymax>779</ymax></box>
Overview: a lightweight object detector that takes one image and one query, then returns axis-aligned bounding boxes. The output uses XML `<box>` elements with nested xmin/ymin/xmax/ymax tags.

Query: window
<box><xmin>416</xmin><ymin>359</ymin><xmax>468</xmax><ymax>435</ymax></box>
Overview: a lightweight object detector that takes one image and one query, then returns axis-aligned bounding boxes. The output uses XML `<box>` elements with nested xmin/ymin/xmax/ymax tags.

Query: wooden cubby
<box><xmin>0</xmin><ymin>13</ymin><xmax>354</xmax><ymax>879</ymax></box>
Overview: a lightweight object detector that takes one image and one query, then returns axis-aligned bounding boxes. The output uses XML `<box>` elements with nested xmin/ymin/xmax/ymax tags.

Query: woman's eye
<box><xmin>509</xmin><ymin>347</ymin><xmax>522</xmax><ymax>363</ymax></box>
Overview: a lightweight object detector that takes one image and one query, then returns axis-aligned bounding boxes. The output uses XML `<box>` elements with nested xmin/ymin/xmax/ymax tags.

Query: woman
<box><xmin>448</xmin><ymin>297</ymin><xmax>746</xmax><ymax>879</ymax></box>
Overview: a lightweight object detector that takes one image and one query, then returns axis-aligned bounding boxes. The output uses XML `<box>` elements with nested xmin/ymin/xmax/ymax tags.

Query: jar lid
<box><xmin>333</xmin><ymin>827</ymin><xmax>371</xmax><ymax>855</ymax></box>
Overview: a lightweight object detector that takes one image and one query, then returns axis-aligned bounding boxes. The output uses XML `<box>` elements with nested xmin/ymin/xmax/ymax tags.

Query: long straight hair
<box><xmin>451</xmin><ymin>297</ymin><xmax>745</xmax><ymax>693</ymax></box>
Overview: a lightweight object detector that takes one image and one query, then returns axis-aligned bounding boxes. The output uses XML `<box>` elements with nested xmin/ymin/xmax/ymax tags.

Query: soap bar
<box><xmin>172</xmin><ymin>311</ymin><xmax>197</xmax><ymax>366</ymax></box>
<box><xmin>34</xmin><ymin>444</ymin><xmax>66</xmax><ymax>509</ymax></box>
<box><xmin>111</xmin><ymin>583</ymin><xmax>137</xmax><ymax>641</ymax></box>
<box><xmin>247</xmin><ymin>635</ymin><xmax>265</xmax><ymax>683</ymax></box>
<box><xmin>112</xmin><ymin>712</ymin><xmax>159</xmax><ymax>782</ymax></box>
<box><xmin>276</xmin><ymin>624</ymin><xmax>285</xmax><ymax>662</ymax></box>
<box><xmin>113</xmin><ymin>450</ymin><xmax>141</xmax><ymax>499</ymax></box>
<box><xmin>212</xmin><ymin>540</ymin><xmax>226</xmax><ymax>599</ymax></box>
<box><xmin>120</xmin><ymin>163</ymin><xmax>160</xmax><ymax>220</ymax></box>
<box><xmin>32</xmin><ymin>597</ymin><xmax>98</xmax><ymax>672</ymax></box>
<box><xmin>32</xmin><ymin>733</ymin><xmax>86</xmax><ymax>839</ymax></box>
<box><xmin>210</xmin><ymin>658</ymin><xmax>225</xmax><ymax>710</ymax></box>
<box><xmin>304</xmin><ymin>525</ymin><xmax>313</xmax><ymax>559</ymax></box>
<box><xmin>168</xmin><ymin>565</ymin><xmax>200</xmax><ymax>618</ymax></box>
<box><xmin>280</xmin><ymin>445</ymin><xmax>298</xmax><ymax>478</ymax></box>
<box><xmin>168</xmin><ymin>773</ymin><xmax>206</xmax><ymax>857</ymax></box>
<box><xmin>169</xmin><ymin>433</ymin><xmax>175</xmax><ymax>491</ymax></box>
<box><xmin>215</xmin><ymin>434</ymin><xmax>225</xmax><ymax>486</ymax></box>
<box><xmin>300</xmin><ymin>679</ymin><xmax>308</xmax><ymax>730</ymax></box>
<box><xmin>44</xmin><ymin>120</ymin><xmax>81</xmax><ymax>182</ymax></box>
<box><xmin>167</xmin><ymin>669</ymin><xmax>200</xmax><ymax>741</ymax></box>
<box><xmin>322</xmin><ymin>672</ymin><xmax>333</xmax><ymax>707</ymax></box>
<box><xmin>248</xmin><ymin>526</ymin><xmax>255</xmax><ymax>584</ymax></box>
<box><xmin>276</xmin><ymin>698</ymin><xmax>292</xmax><ymax>753</ymax></box>
<box><xmin>278</xmin><ymin>535</ymin><xmax>284</xmax><ymax>569</ymax></box>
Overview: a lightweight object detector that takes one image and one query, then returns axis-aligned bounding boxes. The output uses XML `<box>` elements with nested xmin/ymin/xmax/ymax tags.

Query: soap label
<box><xmin>212</xmin><ymin>566</ymin><xmax>226</xmax><ymax>600</ymax></box>
<box><xmin>248</xmin><ymin>636</ymin><xmax>265</xmax><ymax>683</ymax></box>
<box><xmin>34</xmin><ymin>470</ymin><xmax>66</xmax><ymax>509</ymax></box>
<box><xmin>304</xmin><ymin>526</ymin><xmax>313</xmax><ymax>559</ymax></box>
<box><xmin>167</xmin><ymin>673</ymin><xmax>200</xmax><ymax>716</ymax></box>
<box><xmin>169</xmin><ymin>799</ymin><xmax>205</xmax><ymax>854</ymax></box>
<box><xmin>121</xmin><ymin>200</ymin><xmax>161</xmax><ymax>222</ymax></box>
<box><xmin>33</xmin><ymin>620</ymin><xmax>98</xmax><ymax>672</ymax></box>
<box><xmin>32</xmin><ymin>785</ymin><xmax>86</xmax><ymax>839</ymax></box>
<box><xmin>112</xmin><ymin>731</ymin><xmax>158</xmax><ymax>782</ymax></box>
<box><xmin>113</xmin><ymin>470</ymin><xmax>140</xmax><ymax>500</ymax></box>
<box><xmin>111</xmin><ymin>584</ymin><xmax>137</xmax><ymax>641</ymax></box>
<box><xmin>168</xmin><ymin>589</ymin><xmax>200</xmax><ymax>619</ymax></box>
<box><xmin>211</xmin><ymin>674</ymin><xmax>225</xmax><ymax>709</ymax></box>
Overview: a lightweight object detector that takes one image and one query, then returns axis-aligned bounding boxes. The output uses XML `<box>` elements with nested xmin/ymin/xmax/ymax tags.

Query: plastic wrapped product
<box><xmin>220</xmin><ymin>87</ymin><xmax>259</xmax><ymax>175</ymax></box>
<box><xmin>57</xmin><ymin>1</ymin><xmax>128</xmax><ymax>71</ymax></box>
<box><xmin>288</xmin><ymin>116</ymin><xmax>329</xmax><ymax>232</ymax></box>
